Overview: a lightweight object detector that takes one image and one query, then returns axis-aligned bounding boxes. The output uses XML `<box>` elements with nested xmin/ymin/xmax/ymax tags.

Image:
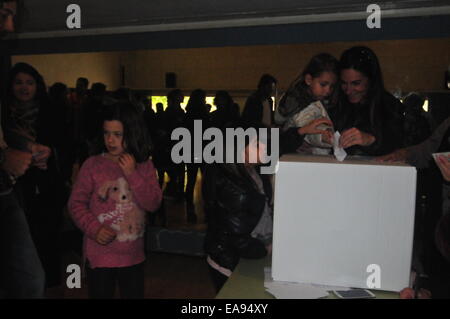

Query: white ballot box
<box><xmin>272</xmin><ymin>154</ymin><xmax>416</xmax><ymax>292</ymax></box>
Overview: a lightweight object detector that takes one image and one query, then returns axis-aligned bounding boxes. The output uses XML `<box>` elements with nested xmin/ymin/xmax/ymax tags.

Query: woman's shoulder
<box><xmin>382</xmin><ymin>91</ymin><xmax>404</xmax><ymax>108</ymax></box>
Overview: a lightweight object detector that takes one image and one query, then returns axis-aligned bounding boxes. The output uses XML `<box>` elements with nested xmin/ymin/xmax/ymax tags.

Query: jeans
<box><xmin>0</xmin><ymin>192</ymin><xmax>45</xmax><ymax>298</ymax></box>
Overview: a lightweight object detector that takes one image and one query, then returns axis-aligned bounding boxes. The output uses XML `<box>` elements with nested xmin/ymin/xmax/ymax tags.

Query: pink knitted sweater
<box><xmin>69</xmin><ymin>154</ymin><xmax>162</xmax><ymax>268</ymax></box>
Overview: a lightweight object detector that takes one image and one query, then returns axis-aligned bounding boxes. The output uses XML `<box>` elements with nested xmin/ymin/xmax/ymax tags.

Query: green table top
<box><xmin>216</xmin><ymin>256</ymin><xmax>399</xmax><ymax>299</ymax></box>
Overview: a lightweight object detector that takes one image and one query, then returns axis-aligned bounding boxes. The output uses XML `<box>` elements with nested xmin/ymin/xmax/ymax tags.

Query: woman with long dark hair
<box><xmin>3</xmin><ymin>62</ymin><xmax>65</xmax><ymax>289</ymax></box>
<box><xmin>330</xmin><ymin>46</ymin><xmax>404</xmax><ymax>156</ymax></box>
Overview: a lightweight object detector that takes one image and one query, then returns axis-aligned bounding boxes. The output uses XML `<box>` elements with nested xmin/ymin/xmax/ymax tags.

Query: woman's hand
<box><xmin>2</xmin><ymin>148</ymin><xmax>32</xmax><ymax>177</ymax></box>
<box><xmin>436</xmin><ymin>155</ymin><xmax>450</xmax><ymax>182</ymax></box>
<box><xmin>95</xmin><ymin>225</ymin><xmax>117</xmax><ymax>245</ymax></box>
<box><xmin>399</xmin><ymin>287</ymin><xmax>431</xmax><ymax>299</ymax></box>
<box><xmin>30</xmin><ymin>143</ymin><xmax>51</xmax><ymax>170</ymax></box>
<box><xmin>376</xmin><ymin>148</ymin><xmax>408</xmax><ymax>163</ymax></box>
<box><xmin>118</xmin><ymin>153</ymin><xmax>136</xmax><ymax>176</ymax></box>
<box><xmin>339</xmin><ymin>128</ymin><xmax>375</xmax><ymax>148</ymax></box>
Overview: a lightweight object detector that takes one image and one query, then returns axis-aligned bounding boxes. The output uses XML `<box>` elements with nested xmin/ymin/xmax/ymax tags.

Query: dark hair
<box><xmin>91</xmin><ymin>82</ymin><xmax>106</xmax><ymax>95</ymax></box>
<box><xmin>76</xmin><ymin>77</ymin><xmax>89</xmax><ymax>88</ymax></box>
<box><xmin>185</xmin><ymin>89</ymin><xmax>206</xmax><ymax>115</ymax></box>
<box><xmin>257</xmin><ymin>74</ymin><xmax>277</xmax><ymax>90</ymax></box>
<box><xmin>167</xmin><ymin>89</ymin><xmax>183</xmax><ymax>104</ymax></box>
<box><xmin>6</xmin><ymin>62</ymin><xmax>48</xmax><ymax>104</ymax></box>
<box><xmin>302</xmin><ymin>53</ymin><xmax>339</xmax><ymax>79</ymax></box>
<box><xmin>338</xmin><ymin>46</ymin><xmax>385</xmax><ymax>136</ymax></box>
<box><xmin>48</xmin><ymin>82</ymin><xmax>68</xmax><ymax>101</ymax></box>
<box><xmin>288</xmin><ymin>53</ymin><xmax>339</xmax><ymax>102</ymax></box>
<box><xmin>214</xmin><ymin>90</ymin><xmax>233</xmax><ymax>107</ymax></box>
<box><xmin>92</xmin><ymin>102</ymin><xmax>152</xmax><ymax>163</ymax></box>
<box><xmin>339</xmin><ymin>46</ymin><xmax>384</xmax><ymax>105</ymax></box>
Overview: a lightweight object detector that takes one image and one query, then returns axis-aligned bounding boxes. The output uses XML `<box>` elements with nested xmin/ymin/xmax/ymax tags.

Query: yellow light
<box><xmin>151</xmin><ymin>96</ymin><xmax>216</xmax><ymax>113</ymax></box>
<box><xmin>422</xmin><ymin>99</ymin><xmax>429</xmax><ymax>112</ymax></box>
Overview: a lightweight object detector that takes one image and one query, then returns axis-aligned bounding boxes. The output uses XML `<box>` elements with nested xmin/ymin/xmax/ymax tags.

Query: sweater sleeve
<box><xmin>407</xmin><ymin>117</ymin><xmax>450</xmax><ymax>168</ymax></box>
<box><xmin>68</xmin><ymin>158</ymin><xmax>102</xmax><ymax>240</ymax></box>
<box><xmin>125</xmin><ymin>159</ymin><xmax>162</xmax><ymax>212</ymax></box>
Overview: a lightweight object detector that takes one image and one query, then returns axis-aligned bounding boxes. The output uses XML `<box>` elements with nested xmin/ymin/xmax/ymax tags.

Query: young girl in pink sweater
<box><xmin>69</xmin><ymin>102</ymin><xmax>162</xmax><ymax>298</ymax></box>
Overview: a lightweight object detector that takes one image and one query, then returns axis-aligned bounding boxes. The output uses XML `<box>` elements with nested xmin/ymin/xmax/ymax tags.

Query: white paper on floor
<box><xmin>264</xmin><ymin>267</ymin><xmax>329</xmax><ymax>299</ymax></box>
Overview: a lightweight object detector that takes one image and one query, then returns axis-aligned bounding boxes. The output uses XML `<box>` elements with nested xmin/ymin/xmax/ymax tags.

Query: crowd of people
<box><xmin>1</xmin><ymin>4</ymin><xmax>449</xmax><ymax>299</ymax></box>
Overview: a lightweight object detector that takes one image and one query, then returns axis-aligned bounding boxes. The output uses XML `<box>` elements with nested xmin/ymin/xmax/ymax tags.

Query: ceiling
<box><xmin>17</xmin><ymin>0</ymin><xmax>450</xmax><ymax>38</ymax></box>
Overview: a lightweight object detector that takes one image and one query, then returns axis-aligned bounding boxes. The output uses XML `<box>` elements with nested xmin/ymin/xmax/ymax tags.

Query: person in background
<box><xmin>184</xmin><ymin>89</ymin><xmax>209</xmax><ymax>223</ymax></box>
<box><xmin>380</xmin><ymin>118</ymin><xmax>450</xmax><ymax>298</ymax></box>
<box><xmin>241</xmin><ymin>74</ymin><xmax>277</xmax><ymax>127</ymax></box>
<box><xmin>203</xmin><ymin>122</ymin><xmax>273</xmax><ymax>293</ymax></box>
<box><xmin>2</xmin><ymin>62</ymin><xmax>63</xmax><ymax>291</ymax></box>
<box><xmin>403</xmin><ymin>92</ymin><xmax>432</xmax><ymax>147</ymax></box>
<box><xmin>210</xmin><ymin>90</ymin><xmax>240</xmax><ymax>131</ymax></box>
<box><xmin>164</xmin><ymin>89</ymin><xmax>186</xmax><ymax>202</ymax></box>
<box><xmin>69</xmin><ymin>103</ymin><xmax>162</xmax><ymax>298</ymax></box>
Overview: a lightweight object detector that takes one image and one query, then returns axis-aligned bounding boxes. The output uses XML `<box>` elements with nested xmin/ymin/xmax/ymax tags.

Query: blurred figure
<box><xmin>241</xmin><ymin>74</ymin><xmax>277</xmax><ymax>127</ymax></box>
<box><xmin>403</xmin><ymin>92</ymin><xmax>432</xmax><ymax>147</ymax></box>
<box><xmin>3</xmin><ymin>62</ymin><xmax>65</xmax><ymax>290</ymax></box>
<box><xmin>210</xmin><ymin>90</ymin><xmax>240</xmax><ymax>131</ymax></box>
<box><xmin>0</xmin><ymin>1</ymin><xmax>46</xmax><ymax>299</ymax></box>
<box><xmin>81</xmin><ymin>82</ymin><xmax>107</xmax><ymax>164</ymax></box>
<box><xmin>164</xmin><ymin>89</ymin><xmax>186</xmax><ymax>202</ymax></box>
<box><xmin>184</xmin><ymin>89</ymin><xmax>209</xmax><ymax>223</ymax></box>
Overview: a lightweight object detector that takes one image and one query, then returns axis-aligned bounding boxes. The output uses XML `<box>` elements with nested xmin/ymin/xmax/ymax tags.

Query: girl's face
<box><xmin>13</xmin><ymin>72</ymin><xmax>37</xmax><ymax>103</ymax></box>
<box><xmin>340</xmin><ymin>68</ymin><xmax>370</xmax><ymax>104</ymax></box>
<box><xmin>103</xmin><ymin>120</ymin><xmax>126</xmax><ymax>156</ymax></box>
<box><xmin>305</xmin><ymin>71</ymin><xmax>337</xmax><ymax>101</ymax></box>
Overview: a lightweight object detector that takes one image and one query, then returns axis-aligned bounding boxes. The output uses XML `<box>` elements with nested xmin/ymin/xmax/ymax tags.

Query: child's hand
<box><xmin>297</xmin><ymin>118</ymin><xmax>333</xmax><ymax>135</ymax></box>
<box><xmin>95</xmin><ymin>225</ymin><xmax>117</xmax><ymax>245</ymax></box>
<box><xmin>321</xmin><ymin>130</ymin><xmax>333</xmax><ymax>145</ymax></box>
<box><xmin>118</xmin><ymin>153</ymin><xmax>136</xmax><ymax>176</ymax></box>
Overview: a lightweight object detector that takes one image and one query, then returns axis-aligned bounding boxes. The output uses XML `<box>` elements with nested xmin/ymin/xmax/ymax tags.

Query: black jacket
<box><xmin>203</xmin><ymin>164</ymin><xmax>270</xmax><ymax>270</ymax></box>
<box><xmin>329</xmin><ymin>91</ymin><xmax>405</xmax><ymax>156</ymax></box>
<box><xmin>241</xmin><ymin>91</ymin><xmax>273</xmax><ymax>126</ymax></box>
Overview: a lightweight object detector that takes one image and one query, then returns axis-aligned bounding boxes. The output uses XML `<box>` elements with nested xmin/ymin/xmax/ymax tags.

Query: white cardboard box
<box><xmin>272</xmin><ymin>154</ymin><xmax>416</xmax><ymax>292</ymax></box>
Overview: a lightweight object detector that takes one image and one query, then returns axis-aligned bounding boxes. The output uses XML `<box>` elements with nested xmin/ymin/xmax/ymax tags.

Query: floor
<box><xmin>45</xmin><ymin>171</ymin><xmax>216</xmax><ymax>299</ymax></box>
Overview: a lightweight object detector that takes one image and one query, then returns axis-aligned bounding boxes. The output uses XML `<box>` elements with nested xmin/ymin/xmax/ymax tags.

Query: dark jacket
<box><xmin>203</xmin><ymin>163</ymin><xmax>270</xmax><ymax>271</ymax></box>
<box><xmin>241</xmin><ymin>91</ymin><xmax>273</xmax><ymax>126</ymax></box>
<box><xmin>329</xmin><ymin>91</ymin><xmax>405</xmax><ymax>156</ymax></box>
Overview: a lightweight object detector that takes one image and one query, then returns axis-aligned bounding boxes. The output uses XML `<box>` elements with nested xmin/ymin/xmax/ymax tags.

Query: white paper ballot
<box><xmin>333</xmin><ymin>131</ymin><xmax>347</xmax><ymax>161</ymax></box>
<box><xmin>264</xmin><ymin>267</ymin><xmax>330</xmax><ymax>299</ymax></box>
